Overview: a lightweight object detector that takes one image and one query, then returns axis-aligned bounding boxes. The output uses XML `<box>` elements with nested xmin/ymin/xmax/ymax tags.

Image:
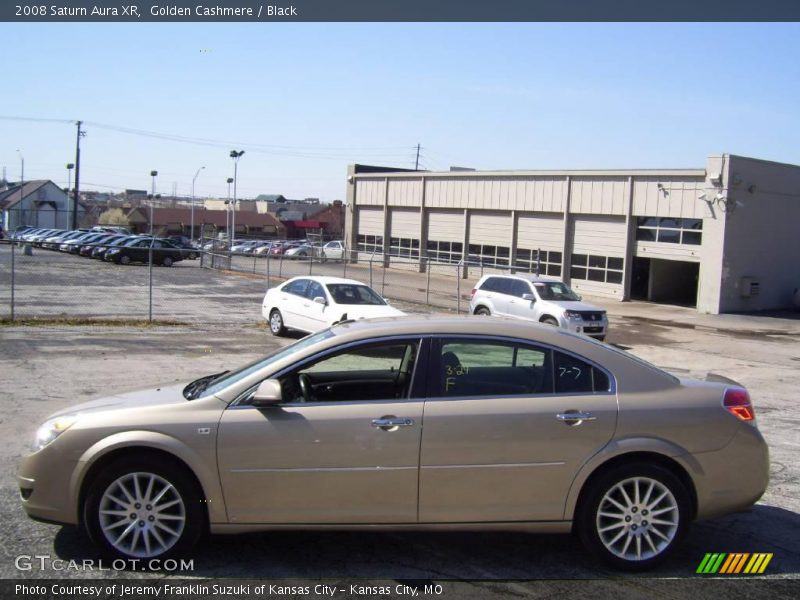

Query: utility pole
<box><xmin>415</xmin><ymin>143</ymin><xmax>420</xmax><ymax>170</ymax></box>
<box><xmin>72</xmin><ymin>121</ymin><xmax>85</xmax><ymax>230</ymax></box>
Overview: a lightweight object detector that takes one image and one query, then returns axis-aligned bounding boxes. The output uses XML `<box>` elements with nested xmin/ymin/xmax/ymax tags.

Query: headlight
<box><xmin>564</xmin><ymin>310</ymin><xmax>582</xmax><ymax>320</ymax></box>
<box><xmin>33</xmin><ymin>415</ymin><xmax>78</xmax><ymax>452</ymax></box>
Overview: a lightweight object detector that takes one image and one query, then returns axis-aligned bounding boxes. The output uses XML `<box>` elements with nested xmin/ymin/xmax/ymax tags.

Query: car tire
<box><xmin>83</xmin><ymin>456</ymin><xmax>205</xmax><ymax>561</ymax></box>
<box><xmin>474</xmin><ymin>307</ymin><xmax>491</xmax><ymax>316</ymax></box>
<box><xmin>541</xmin><ymin>316</ymin><xmax>559</xmax><ymax>327</ymax></box>
<box><xmin>596</xmin><ymin>335</ymin><xmax>606</xmax><ymax>342</ymax></box>
<box><xmin>188</xmin><ymin>252</ymin><xmax>198</xmax><ymax>260</ymax></box>
<box><xmin>577</xmin><ymin>462</ymin><xmax>691</xmax><ymax>571</ymax></box>
<box><xmin>119</xmin><ymin>255</ymin><xmax>131</xmax><ymax>266</ymax></box>
<box><xmin>269</xmin><ymin>309</ymin><xmax>286</xmax><ymax>336</ymax></box>
<box><xmin>162</xmin><ymin>256</ymin><xmax>174</xmax><ymax>267</ymax></box>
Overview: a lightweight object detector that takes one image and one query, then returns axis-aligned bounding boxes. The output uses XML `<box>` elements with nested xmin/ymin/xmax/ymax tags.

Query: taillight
<box><xmin>470</xmin><ymin>288</ymin><xmax>477</xmax><ymax>298</ymax></box>
<box><xmin>724</xmin><ymin>388</ymin><xmax>755</xmax><ymax>421</ymax></box>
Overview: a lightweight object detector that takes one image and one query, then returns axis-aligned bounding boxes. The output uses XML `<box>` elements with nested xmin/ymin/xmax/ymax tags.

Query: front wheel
<box><xmin>83</xmin><ymin>457</ymin><xmax>204</xmax><ymax>561</ymax></box>
<box><xmin>577</xmin><ymin>463</ymin><xmax>691</xmax><ymax>571</ymax></box>
<box><xmin>541</xmin><ymin>316</ymin><xmax>559</xmax><ymax>327</ymax></box>
<box><xmin>162</xmin><ymin>256</ymin><xmax>174</xmax><ymax>267</ymax></box>
<box><xmin>269</xmin><ymin>309</ymin><xmax>286</xmax><ymax>336</ymax></box>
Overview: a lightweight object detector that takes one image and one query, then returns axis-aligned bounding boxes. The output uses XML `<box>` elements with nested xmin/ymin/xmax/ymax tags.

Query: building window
<box><xmin>467</xmin><ymin>244</ymin><xmax>510</xmax><ymax>267</ymax></box>
<box><xmin>636</xmin><ymin>217</ymin><xmax>702</xmax><ymax>245</ymax></box>
<box><xmin>356</xmin><ymin>234</ymin><xmax>383</xmax><ymax>253</ymax></box>
<box><xmin>426</xmin><ymin>240</ymin><xmax>463</xmax><ymax>264</ymax></box>
<box><xmin>389</xmin><ymin>237</ymin><xmax>420</xmax><ymax>259</ymax></box>
<box><xmin>570</xmin><ymin>254</ymin><xmax>624</xmax><ymax>285</ymax></box>
<box><xmin>515</xmin><ymin>248</ymin><xmax>562</xmax><ymax>277</ymax></box>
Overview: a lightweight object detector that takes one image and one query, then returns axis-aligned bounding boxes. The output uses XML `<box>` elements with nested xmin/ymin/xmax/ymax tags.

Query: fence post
<box><xmin>148</xmin><ymin>236</ymin><xmax>154</xmax><ymax>322</ymax></box>
<box><xmin>369</xmin><ymin>252</ymin><xmax>374</xmax><ymax>288</ymax></box>
<box><xmin>10</xmin><ymin>241</ymin><xmax>15</xmax><ymax>321</ymax></box>
<box><xmin>381</xmin><ymin>253</ymin><xmax>387</xmax><ymax>295</ymax></box>
<box><xmin>342</xmin><ymin>246</ymin><xmax>348</xmax><ymax>278</ymax></box>
<box><xmin>426</xmin><ymin>257</ymin><xmax>431</xmax><ymax>306</ymax></box>
<box><xmin>278</xmin><ymin>252</ymin><xmax>284</xmax><ymax>278</ymax></box>
<box><xmin>308</xmin><ymin>252</ymin><xmax>313</xmax><ymax>275</ymax></box>
<box><xmin>199</xmin><ymin>226</ymin><xmax>205</xmax><ymax>269</ymax></box>
<box><xmin>456</xmin><ymin>261</ymin><xmax>462</xmax><ymax>314</ymax></box>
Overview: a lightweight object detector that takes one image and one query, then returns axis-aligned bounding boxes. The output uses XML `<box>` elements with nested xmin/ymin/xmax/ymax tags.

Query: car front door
<box><xmin>419</xmin><ymin>337</ymin><xmax>618</xmax><ymax>522</ymax></box>
<box><xmin>216</xmin><ymin>338</ymin><xmax>426</xmax><ymax>524</ymax></box>
<box><xmin>505</xmin><ymin>279</ymin><xmax>538</xmax><ymax>321</ymax></box>
<box><xmin>279</xmin><ymin>279</ymin><xmax>310</xmax><ymax>331</ymax></box>
<box><xmin>302</xmin><ymin>280</ymin><xmax>330</xmax><ymax>332</ymax></box>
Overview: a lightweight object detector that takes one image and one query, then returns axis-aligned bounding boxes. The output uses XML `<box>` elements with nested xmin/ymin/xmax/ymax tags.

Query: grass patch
<box><xmin>0</xmin><ymin>317</ymin><xmax>186</xmax><ymax>328</ymax></box>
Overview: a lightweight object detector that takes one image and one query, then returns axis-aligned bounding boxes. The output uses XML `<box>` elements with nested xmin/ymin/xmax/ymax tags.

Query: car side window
<box><xmin>435</xmin><ymin>339</ymin><xmax>553</xmax><ymax>398</ymax></box>
<box><xmin>510</xmin><ymin>280</ymin><xmax>532</xmax><ymax>298</ymax></box>
<box><xmin>284</xmin><ymin>279</ymin><xmax>309</xmax><ymax>296</ymax></box>
<box><xmin>306</xmin><ymin>281</ymin><xmax>325</xmax><ymax>300</ymax></box>
<box><xmin>554</xmin><ymin>351</ymin><xmax>611</xmax><ymax>394</ymax></box>
<box><xmin>279</xmin><ymin>341</ymin><xmax>419</xmax><ymax>403</ymax></box>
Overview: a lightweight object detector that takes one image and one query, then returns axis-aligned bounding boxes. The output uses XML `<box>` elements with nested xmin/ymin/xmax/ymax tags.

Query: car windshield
<box><xmin>198</xmin><ymin>329</ymin><xmax>336</xmax><ymax>399</ymax></box>
<box><xmin>533</xmin><ymin>281</ymin><xmax>581</xmax><ymax>301</ymax></box>
<box><xmin>326</xmin><ymin>284</ymin><xmax>386</xmax><ymax>305</ymax></box>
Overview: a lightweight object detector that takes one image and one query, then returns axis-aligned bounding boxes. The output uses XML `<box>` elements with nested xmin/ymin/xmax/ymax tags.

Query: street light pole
<box><xmin>149</xmin><ymin>170</ymin><xmax>158</xmax><ymax>235</ymax></box>
<box><xmin>191</xmin><ymin>166</ymin><xmax>205</xmax><ymax>242</ymax></box>
<box><xmin>229</xmin><ymin>150</ymin><xmax>244</xmax><ymax>251</ymax></box>
<box><xmin>66</xmin><ymin>163</ymin><xmax>74</xmax><ymax>229</ymax></box>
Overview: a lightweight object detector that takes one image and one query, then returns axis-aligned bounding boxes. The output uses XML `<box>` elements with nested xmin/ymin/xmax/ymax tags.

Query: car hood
<box><xmin>46</xmin><ymin>384</ymin><xmax>188</xmax><ymax>420</ymax></box>
<box><xmin>541</xmin><ymin>300</ymin><xmax>605</xmax><ymax>312</ymax></box>
<box><xmin>333</xmin><ymin>305</ymin><xmax>406</xmax><ymax>321</ymax></box>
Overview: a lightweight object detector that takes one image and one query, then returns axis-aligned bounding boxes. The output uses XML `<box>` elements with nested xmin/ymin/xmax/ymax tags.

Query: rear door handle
<box><xmin>556</xmin><ymin>411</ymin><xmax>597</xmax><ymax>423</ymax></box>
<box><xmin>372</xmin><ymin>417</ymin><xmax>415</xmax><ymax>429</ymax></box>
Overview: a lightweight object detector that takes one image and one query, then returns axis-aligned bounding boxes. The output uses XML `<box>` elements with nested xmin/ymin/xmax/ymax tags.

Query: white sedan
<box><xmin>262</xmin><ymin>276</ymin><xmax>406</xmax><ymax>336</ymax></box>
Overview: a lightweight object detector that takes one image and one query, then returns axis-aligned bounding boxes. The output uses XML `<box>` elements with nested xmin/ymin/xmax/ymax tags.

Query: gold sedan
<box><xmin>18</xmin><ymin>317</ymin><xmax>768</xmax><ymax>570</ymax></box>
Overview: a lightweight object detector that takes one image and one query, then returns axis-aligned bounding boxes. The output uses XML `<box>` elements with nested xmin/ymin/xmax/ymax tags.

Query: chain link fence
<box><xmin>1</xmin><ymin>232</ymin><xmax>547</xmax><ymax>324</ymax></box>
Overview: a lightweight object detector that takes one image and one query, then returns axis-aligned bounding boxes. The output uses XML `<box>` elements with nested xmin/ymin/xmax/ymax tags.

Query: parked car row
<box><xmin>10</xmin><ymin>226</ymin><xmax>196</xmax><ymax>267</ymax></box>
<box><xmin>201</xmin><ymin>238</ymin><xmax>345</xmax><ymax>261</ymax></box>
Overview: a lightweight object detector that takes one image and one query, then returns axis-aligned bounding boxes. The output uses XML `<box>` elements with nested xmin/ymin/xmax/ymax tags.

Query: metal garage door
<box><xmin>468</xmin><ymin>211</ymin><xmax>512</xmax><ymax>268</ymax></box>
<box><xmin>517</xmin><ymin>213</ymin><xmax>565</xmax><ymax>276</ymax></box>
<box><xmin>356</xmin><ymin>207</ymin><xmax>385</xmax><ymax>256</ymax></box>
<box><xmin>426</xmin><ymin>211</ymin><xmax>464</xmax><ymax>264</ymax></box>
<box><xmin>570</xmin><ymin>215</ymin><xmax>627</xmax><ymax>299</ymax></box>
<box><xmin>389</xmin><ymin>208</ymin><xmax>421</xmax><ymax>267</ymax></box>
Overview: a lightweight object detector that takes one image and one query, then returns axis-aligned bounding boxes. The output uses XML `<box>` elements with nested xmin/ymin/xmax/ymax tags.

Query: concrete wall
<box><xmin>718</xmin><ymin>155</ymin><xmax>800</xmax><ymax>312</ymax></box>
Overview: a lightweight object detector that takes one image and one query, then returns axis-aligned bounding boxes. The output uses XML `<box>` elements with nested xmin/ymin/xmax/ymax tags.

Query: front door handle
<box><xmin>556</xmin><ymin>411</ymin><xmax>597</xmax><ymax>424</ymax></box>
<box><xmin>372</xmin><ymin>417</ymin><xmax>415</xmax><ymax>431</ymax></box>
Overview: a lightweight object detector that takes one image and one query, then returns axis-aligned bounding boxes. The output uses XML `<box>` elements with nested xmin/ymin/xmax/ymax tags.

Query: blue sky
<box><xmin>2</xmin><ymin>23</ymin><xmax>799</xmax><ymax>201</ymax></box>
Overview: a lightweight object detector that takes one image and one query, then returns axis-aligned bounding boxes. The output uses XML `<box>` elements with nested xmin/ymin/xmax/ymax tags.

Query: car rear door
<box><xmin>419</xmin><ymin>336</ymin><xmax>618</xmax><ymax>522</ymax></box>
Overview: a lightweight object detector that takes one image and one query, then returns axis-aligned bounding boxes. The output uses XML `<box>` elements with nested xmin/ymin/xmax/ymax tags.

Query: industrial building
<box><xmin>344</xmin><ymin>154</ymin><xmax>800</xmax><ymax>314</ymax></box>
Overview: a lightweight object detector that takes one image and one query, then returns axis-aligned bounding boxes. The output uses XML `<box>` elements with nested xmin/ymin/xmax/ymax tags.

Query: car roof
<box><xmin>284</xmin><ymin>276</ymin><xmax>375</xmax><ymax>286</ymax></box>
<box><xmin>481</xmin><ymin>273</ymin><xmax>564</xmax><ymax>284</ymax></box>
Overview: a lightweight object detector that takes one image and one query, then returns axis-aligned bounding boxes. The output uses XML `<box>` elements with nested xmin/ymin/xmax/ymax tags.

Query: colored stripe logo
<box><xmin>696</xmin><ymin>553</ymin><xmax>773</xmax><ymax>574</ymax></box>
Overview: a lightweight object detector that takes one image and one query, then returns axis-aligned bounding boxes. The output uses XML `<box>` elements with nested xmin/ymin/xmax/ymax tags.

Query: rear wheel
<box><xmin>83</xmin><ymin>457</ymin><xmax>204</xmax><ymax>561</ymax></box>
<box><xmin>119</xmin><ymin>255</ymin><xmax>131</xmax><ymax>266</ymax></box>
<box><xmin>162</xmin><ymin>256</ymin><xmax>174</xmax><ymax>267</ymax></box>
<box><xmin>269</xmin><ymin>309</ymin><xmax>286</xmax><ymax>336</ymax></box>
<box><xmin>474</xmin><ymin>307</ymin><xmax>491</xmax><ymax>316</ymax></box>
<box><xmin>577</xmin><ymin>462</ymin><xmax>691</xmax><ymax>571</ymax></box>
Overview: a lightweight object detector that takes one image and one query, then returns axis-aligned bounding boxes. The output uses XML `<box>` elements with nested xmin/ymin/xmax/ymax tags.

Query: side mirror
<box><xmin>251</xmin><ymin>379</ymin><xmax>283</xmax><ymax>407</ymax></box>
<box><xmin>522</xmin><ymin>293</ymin><xmax>535</xmax><ymax>302</ymax></box>
<box><xmin>313</xmin><ymin>296</ymin><xmax>327</xmax><ymax>305</ymax></box>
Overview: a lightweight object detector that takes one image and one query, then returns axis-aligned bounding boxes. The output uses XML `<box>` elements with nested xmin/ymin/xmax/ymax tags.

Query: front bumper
<box><xmin>17</xmin><ymin>446</ymin><xmax>81</xmax><ymax>526</ymax></box>
<box><xmin>562</xmin><ymin>318</ymin><xmax>608</xmax><ymax>339</ymax></box>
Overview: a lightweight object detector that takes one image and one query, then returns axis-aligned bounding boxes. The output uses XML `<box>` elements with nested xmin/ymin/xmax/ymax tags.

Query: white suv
<box><xmin>470</xmin><ymin>274</ymin><xmax>608</xmax><ymax>341</ymax></box>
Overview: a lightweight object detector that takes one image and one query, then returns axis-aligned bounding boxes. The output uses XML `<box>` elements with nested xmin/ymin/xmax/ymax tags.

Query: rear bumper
<box><xmin>688</xmin><ymin>424</ymin><xmax>769</xmax><ymax>520</ymax></box>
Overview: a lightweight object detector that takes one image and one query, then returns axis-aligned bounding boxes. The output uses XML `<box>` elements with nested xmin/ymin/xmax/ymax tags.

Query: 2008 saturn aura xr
<box><xmin>18</xmin><ymin>317</ymin><xmax>768</xmax><ymax>570</ymax></box>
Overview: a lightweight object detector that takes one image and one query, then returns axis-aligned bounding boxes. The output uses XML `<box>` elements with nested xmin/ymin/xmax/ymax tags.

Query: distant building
<box><xmin>345</xmin><ymin>154</ymin><xmax>800</xmax><ymax>314</ymax></box>
<box><xmin>0</xmin><ymin>180</ymin><xmax>86</xmax><ymax>231</ymax></box>
<box><xmin>126</xmin><ymin>206</ymin><xmax>286</xmax><ymax>238</ymax></box>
